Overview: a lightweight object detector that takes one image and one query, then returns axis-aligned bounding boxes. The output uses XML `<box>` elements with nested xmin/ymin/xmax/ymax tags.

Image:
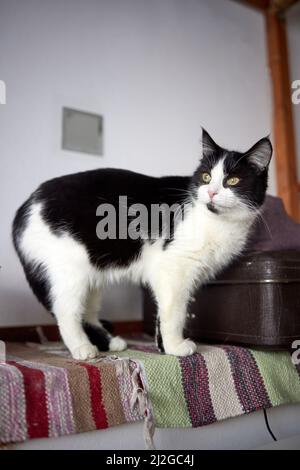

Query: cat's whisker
<box><xmin>241</xmin><ymin>198</ymin><xmax>273</xmax><ymax>239</ymax></box>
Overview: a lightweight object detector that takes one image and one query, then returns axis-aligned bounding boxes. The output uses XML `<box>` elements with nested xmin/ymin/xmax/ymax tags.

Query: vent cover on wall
<box><xmin>62</xmin><ymin>107</ymin><xmax>103</xmax><ymax>156</ymax></box>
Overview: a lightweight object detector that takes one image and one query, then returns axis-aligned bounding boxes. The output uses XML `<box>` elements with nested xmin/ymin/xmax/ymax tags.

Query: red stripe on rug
<box><xmin>79</xmin><ymin>363</ymin><xmax>108</xmax><ymax>429</ymax></box>
<box><xmin>9</xmin><ymin>361</ymin><xmax>49</xmax><ymax>439</ymax></box>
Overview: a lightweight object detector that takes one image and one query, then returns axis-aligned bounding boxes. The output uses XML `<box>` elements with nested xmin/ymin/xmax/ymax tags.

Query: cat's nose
<box><xmin>208</xmin><ymin>190</ymin><xmax>217</xmax><ymax>200</ymax></box>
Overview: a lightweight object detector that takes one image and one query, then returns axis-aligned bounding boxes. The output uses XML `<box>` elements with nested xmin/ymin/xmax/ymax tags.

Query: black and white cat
<box><xmin>12</xmin><ymin>130</ymin><xmax>272</xmax><ymax>359</ymax></box>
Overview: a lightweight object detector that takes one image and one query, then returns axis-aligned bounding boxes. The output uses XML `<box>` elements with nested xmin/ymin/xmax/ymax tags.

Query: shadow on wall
<box><xmin>1</xmin><ymin>284</ymin><xmax>142</xmax><ymax>326</ymax></box>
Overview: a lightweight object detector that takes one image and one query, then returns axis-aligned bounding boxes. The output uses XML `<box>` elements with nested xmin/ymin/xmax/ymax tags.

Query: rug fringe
<box><xmin>130</xmin><ymin>360</ymin><xmax>156</xmax><ymax>450</ymax></box>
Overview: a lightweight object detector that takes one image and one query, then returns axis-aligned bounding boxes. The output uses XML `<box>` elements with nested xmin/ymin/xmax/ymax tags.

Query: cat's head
<box><xmin>192</xmin><ymin>129</ymin><xmax>272</xmax><ymax>219</ymax></box>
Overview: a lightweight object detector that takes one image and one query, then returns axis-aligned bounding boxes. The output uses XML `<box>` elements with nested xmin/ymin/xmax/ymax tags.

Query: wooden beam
<box><xmin>0</xmin><ymin>324</ymin><xmax>60</xmax><ymax>343</ymax></box>
<box><xmin>231</xmin><ymin>0</ymin><xmax>270</xmax><ymax>11</ymax></box>
<box><xmin>231</xmin><ymin>0</ymin><xmax>299</xmax><ymax>11</ymax></box>
<box><xmin>269</xmin><ymin>0</ymin><xmax>300</xmax><ymax>13</ymax></box>
<box><xmin>0</xmin><ymin>321</ymin><xmax>144</xmax><ymax>343</ymax></box>
<box><xmin>265</xmin><ymin>11</ymin><xmax>299</xmax><ymax>220</ymax></box>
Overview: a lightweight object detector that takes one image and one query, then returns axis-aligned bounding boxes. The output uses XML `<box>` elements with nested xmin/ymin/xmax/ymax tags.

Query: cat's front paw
<box><xmin>164</xmin><ymin>339</ymin><xmax>197</xmax><ymax>357</ymax></box>
<box><xmin>72</xmin><ymin>343</ymin><xmax>99</xmax><ymax>360</ymax></box>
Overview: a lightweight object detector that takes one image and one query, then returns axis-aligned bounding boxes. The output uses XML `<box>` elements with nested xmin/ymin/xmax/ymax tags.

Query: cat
<box><xmin>12</xmin><ymin>129</ymin><xmax>272</xmax><ymax>359</ymax></box>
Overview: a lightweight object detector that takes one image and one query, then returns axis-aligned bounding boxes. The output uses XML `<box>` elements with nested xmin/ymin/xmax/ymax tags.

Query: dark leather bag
<box><xmin>143</xmin><ymin>251</ymin><xmax>300</xmax><ymax>349</ymax></box>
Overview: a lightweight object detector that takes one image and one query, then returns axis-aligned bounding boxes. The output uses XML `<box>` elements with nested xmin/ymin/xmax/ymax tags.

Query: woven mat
<box><xmin>1</xmin><ymin>340</ymin><xmax>300</xmax><ymax>445</ymax></box>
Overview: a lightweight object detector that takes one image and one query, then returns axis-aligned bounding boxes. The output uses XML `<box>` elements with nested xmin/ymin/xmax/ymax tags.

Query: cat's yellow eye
<box><xmin>202</xmin><ymin>172</ymin><xmax>211</xmax><ymax>184</ymax></box>
<box><xmin>227</xmin><ymin>177</ymin><xmax>240</xmax><ymax>186</ymax></box>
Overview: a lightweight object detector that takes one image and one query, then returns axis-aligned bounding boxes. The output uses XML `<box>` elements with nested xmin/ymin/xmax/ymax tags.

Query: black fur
<box><xmin>100</xmin><ymin>319</ymin><xmax>114</xmax><ymax>335</ymax></box>
<box><xmin>155</xmin><ymin>316</ymin><xmax>164</xmax><ymax>353</ymax></box>
<box><xmin>35</xmin><ymin>169</ymin><xmax>191</xmax><ymax>269</ymax></box>
<box><xmin>82</xmin><ymin>322</ymin><xmax>110</xmax><ymax>351</ymax></box>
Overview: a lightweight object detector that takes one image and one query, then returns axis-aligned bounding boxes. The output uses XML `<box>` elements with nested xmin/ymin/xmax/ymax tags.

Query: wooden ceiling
<box><xmin>233</xmin><ymin>0</ymin><xmax>299</xmax><ymax>12</ymax></box>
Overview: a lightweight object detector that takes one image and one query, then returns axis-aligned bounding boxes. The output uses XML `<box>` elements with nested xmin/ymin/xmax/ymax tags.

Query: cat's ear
<box><xmin>201</xmin><ymin>128</ymin><xmax>221</xmax><ymax>157</ymax></box>
<box><xmin>244</xmin><ymin>137</ymin><xmax>272</xmax><ymax>171</ymax></box>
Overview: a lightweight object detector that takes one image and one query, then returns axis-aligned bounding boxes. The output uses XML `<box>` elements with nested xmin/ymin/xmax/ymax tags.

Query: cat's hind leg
<box><xmin>52</xmin><ymin>278</ymin><xmax>99</xmax><ymax>360</ymax></box>
<box><xmin>83</xmin><ymin>288</ymin><xmax>127</xmax><ymax>352</ymax></box>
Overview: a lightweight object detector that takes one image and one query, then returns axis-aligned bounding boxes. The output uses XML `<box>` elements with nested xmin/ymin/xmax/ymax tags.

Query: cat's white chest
<box><xmin>158</xmin><ymin>205</ymin><xmax>251</xmax><ymax>283</ymax></box>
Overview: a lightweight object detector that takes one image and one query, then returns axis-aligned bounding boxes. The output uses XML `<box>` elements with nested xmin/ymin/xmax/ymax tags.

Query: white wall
<box><xmin>0</xmin><ymin>0</ymin><xmax>274</xmax><ymax>326</ymax></box>
<box><xmin>287</xmin><ymin>3</ymin><xmax>300</xmax><ymax>178</ymax></box>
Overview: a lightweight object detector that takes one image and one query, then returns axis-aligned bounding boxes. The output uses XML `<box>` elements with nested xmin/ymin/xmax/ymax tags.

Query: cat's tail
<box><xmin>83</xmin><ymin>320</ymin><xmax>127</xmax><ymax>352</ymax></box>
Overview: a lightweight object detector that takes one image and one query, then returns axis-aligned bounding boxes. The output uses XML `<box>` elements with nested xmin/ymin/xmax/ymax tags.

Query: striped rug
<box><xmin>1</xmin><ymin>340</ymin><xmax>300</xmax><ymax>444</ymax></box>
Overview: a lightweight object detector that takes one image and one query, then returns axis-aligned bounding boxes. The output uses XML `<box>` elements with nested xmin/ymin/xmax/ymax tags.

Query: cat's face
<box><xmin>192</xmin><ymin>129</ymin><xmax>272</xmax><ymax>218</ymax></box>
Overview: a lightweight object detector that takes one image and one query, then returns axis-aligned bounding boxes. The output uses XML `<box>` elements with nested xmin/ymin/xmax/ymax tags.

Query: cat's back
<box><xmin>13</xmin><ymin>168</ymin><xmax>191</xmax><ymax>264</ymax></box>
<box><xmin>30</xmin><ymin>167</ymin><xmax>191</xmax><ymax>218</ymax></box>
<box><xmin>38</xmin><ymin>168</ymin><xmax>156</xmax><ymax>202</ymax></box>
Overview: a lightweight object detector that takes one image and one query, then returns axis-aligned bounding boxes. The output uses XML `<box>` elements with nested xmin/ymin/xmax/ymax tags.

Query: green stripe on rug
<box><xmin>117</xmin><ymin>349</ymin><xmax>191</xmax><ymax>427</ymax></box>
<box><xmin>251</xmin><ymin>349</ymin><xmax>300</xmax><ymax>406</ymax></box>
